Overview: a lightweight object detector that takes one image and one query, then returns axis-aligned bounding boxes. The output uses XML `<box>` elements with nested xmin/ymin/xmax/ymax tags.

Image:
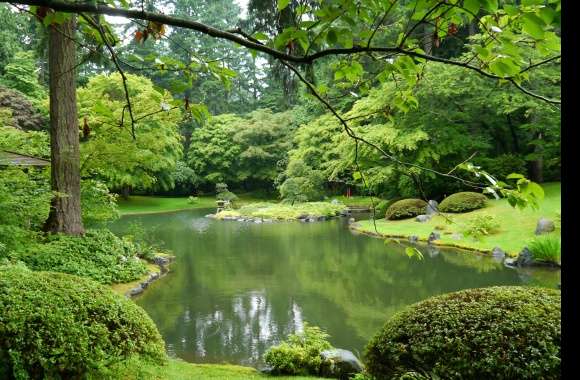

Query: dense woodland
<box><xmin>0</xmin><ymin>0</ymin><xmax>562</xmax><ymax>379</ymax></box>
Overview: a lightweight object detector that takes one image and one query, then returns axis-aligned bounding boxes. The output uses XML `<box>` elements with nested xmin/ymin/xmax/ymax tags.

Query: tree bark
<box><xmin>43</xmin><ymin>16</ymin><xmax>85</xmax><ymax>235</ymax></box>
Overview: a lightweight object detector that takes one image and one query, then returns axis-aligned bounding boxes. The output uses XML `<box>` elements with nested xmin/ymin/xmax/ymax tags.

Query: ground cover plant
<box><xmin>385</xmin><ymin>199</ymin><xmax>427</xmax><ymax>220</ymax></box>
<box><xmin>528</xmin><ymin>235</ymin><xmax>561</xmax><ymax>265</ymax></box>
<box><xmin>439</xmin><ymin>192</ymin><xmax>489</xmax><ymax>213</ymax></box>
<box><xmin>364</xmin><ymin>286</ymin><xmax>561</xmax><ymax>380</ymax></box>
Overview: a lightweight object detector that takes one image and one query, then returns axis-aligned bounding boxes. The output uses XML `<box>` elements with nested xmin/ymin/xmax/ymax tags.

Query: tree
<box><xmin>43</xmin><ymin>14</ymin><xmax>84</xmax><ymax>235</ymax></box>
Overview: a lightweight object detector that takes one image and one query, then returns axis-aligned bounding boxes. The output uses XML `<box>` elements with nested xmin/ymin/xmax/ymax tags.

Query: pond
<box><xmin>109</xmin><ymin>209</ymin><xmax>560</xmax><ymax>368</ymax></box>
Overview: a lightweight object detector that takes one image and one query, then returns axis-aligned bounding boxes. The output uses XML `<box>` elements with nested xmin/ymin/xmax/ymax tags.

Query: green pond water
<box><xmin>109</xmin><ymin>209</ymin><xmax>560</xmax><ymax>368</ymax></box>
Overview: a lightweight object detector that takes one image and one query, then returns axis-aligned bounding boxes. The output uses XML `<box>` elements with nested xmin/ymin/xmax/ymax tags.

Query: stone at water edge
<box><xmin>515</xmin><ymin>247</ymin><xmax>534</xmax><ymax>267</ymax></box>
<box><xmin>426</xmin><ymin>200</ymin><xmax>439</xmax><ymax>215</ymax></box>
<box><xmin>409</xmin><ymin>235</ymin><xmax>419</xmax><ymax>243</ymax></box>
<box><xmin>415</xmin><ymin>214</ymin><xmax>432</xmax><ymax>223</ymax></box>
<box><xmin>535</xmin><ymin>218</ymin><xmax>555</xmax><ymax>235</ymax></box>
<box><xmin>491</xmin><ymin>247</ymin><xmax>506</xmax><ymax>262</ymax></box>
<box><xmin>428</xmin><ymin>231</ymin><xmax>441</xmax><ymax>244</ymax></box>
<box><xmin>320</xmin><ymin>348</ymin><xmax>363</xmax><ymax>379</ymax></box>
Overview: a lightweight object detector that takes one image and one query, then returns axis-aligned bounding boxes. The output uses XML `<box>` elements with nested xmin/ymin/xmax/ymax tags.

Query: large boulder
<box><xmin>320</xmin><ymin>348</ymin><xmax>363</xmax><ymax>379</ymax></box>
<box><xmin>415</xmin><ymin>214</ymin><xmax>432</xmax><ymax>223</ymax></box>
<box><xmin>535</xmin><ymin>218</ymin><xmax>555</xmax><ymax>235</ymax></box>
<box><xmin>515</xmin><ymin>247</ymin><xmax>534</xmax><ymax>267</ymax></box>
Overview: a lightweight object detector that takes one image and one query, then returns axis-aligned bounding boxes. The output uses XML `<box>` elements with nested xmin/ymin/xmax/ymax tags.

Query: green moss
<box><xmin>439</xmin><ymin>192</ymin><xmax>488</xmax><ymax>213</ymax></box>
<box><xmin>0</xmin><ymin>265</ymin><xmax>165</xmax><ymax>380</ymax></box>
<box><xmin>385</xmin><ymin>199</ymin><xmax>427</xmax><ymax>220</ymax></box>
<box><xmin>365</xmin><ymin>286</ymin><xmax>561</xmax><ymax>380</ymax></box>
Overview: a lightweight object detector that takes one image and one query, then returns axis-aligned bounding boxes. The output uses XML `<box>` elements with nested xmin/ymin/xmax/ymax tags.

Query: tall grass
<box><xmin>528</xmin><ymin>235</ymin><xmax>561</xmax><ymax>264</ymax></box>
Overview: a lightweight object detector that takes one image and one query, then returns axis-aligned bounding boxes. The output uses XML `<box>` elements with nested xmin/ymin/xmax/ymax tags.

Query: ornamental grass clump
<box><xmin>0</xmin><ymin>265</ymin><xmax>165</xmax><ymax>380</ymax></box>
<box><xmin>528</xmin><ymin>235</ymin><xmax>561</xmax><ymax>264</ymax></box>
<box><xmin>439</xmin><ymin>192</ymin><xmax>488</xmax><ymax>213</ymax></box>
<box><xmin>385</xmin><ymin>199</ymin><xmax>427</xmax><ymax>220</ymax></box>
<box><xmin>365</xmin><ymin>286</ymin><xmax>561</xmax><ymax>380</ymax></box>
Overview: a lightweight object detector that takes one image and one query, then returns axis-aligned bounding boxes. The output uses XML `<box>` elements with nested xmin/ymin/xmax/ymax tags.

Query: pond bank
<box><xmin>211</xmin><ymin>201</ymin><xmax>348</xmax><ymax>222</ymax></box>
<box><xmin>110</xmin><ymin>253</ymin><xmax>175</xmax><ymax>298</ymax></box>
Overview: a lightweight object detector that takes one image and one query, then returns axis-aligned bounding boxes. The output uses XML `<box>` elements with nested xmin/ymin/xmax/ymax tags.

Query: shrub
<box><xmin>528</xmin><ymin>235</ymin><xmax>561</xmax><ymax>264</ymax></box>
<box><xmin>264</xmin><ymin>323</ymin><xmax>333</xmax><ymax>375</ymax></box>
<box><xmin>0</xmin><ymin>265</ymin><xmax>165</xmax><ymax>380</ymax></box>
<box><xmin>460</xmin><ymin>214</ymin><xmax>500</xmax><ymax>240</ymax></box>
<box><xmin>385</xmin><ymin>199</ymin><xmax>427</xmax><ymax>220</ymax></box>
<box><xmin>14</xmin><ymin>229</ymin><xmax>148</xmax><ymax>284</ymax></box>
<box><xmin>365</xmin><ymin>286</ymin><xmax>561</xmax><ymax>380</ymax></box>
<box><xmin>372</xmin><ymin>200</ymin><xmax>390</xmax><ymax>219</ymax></box>
<box><xmin>439</xmin><ymin>192</ymin><xmax>488</xmax><ymax>213</ymax></box>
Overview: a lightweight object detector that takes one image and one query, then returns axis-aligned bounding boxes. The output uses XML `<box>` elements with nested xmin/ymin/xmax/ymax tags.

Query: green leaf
<box><xmin>277</xmin><ymin>0</ymin><xmax>290</xmax><ymax>11</ymax></box>
<box><xmin>522</xmin><ymin>13</ymin><xmax>546</xmax><ymax>39</ymax></box>
<box><xmin>463</xmin><ymin>0</ymin><xmax>481</xmax><ymax>16</ymax></box>
<box><xmin>253</xmin><ymin>32</ymin><xmax>269</xmax><ymax>41</ymax></box>
<box><xmin>506</xmin><ymin>173</ymin><xmax>525</xmax><ymax>180</ymax></box>
<box><xmin>352</xmin><ymin>171</ymin><xmax>362</xmax><ymax>181</ymax></box>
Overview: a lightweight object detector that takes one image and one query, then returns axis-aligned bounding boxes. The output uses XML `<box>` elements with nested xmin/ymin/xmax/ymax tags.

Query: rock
<box><xmin>331</xmin><ymin>199</ymin><xmax>340</xmax><ymax>205</ymax></box>
<box><xmin>340</xmin><ymin>209</ymin><xmax>351</xmax><ymax>217</ymax></box>
<box><xmin>254</xmin><ymin>219</ymin><xmax>263</xmax><ymax>224</ymax></box>
<box><xmin>409</xmin><ymin>235</ymin><xmax>419</xmax><ymax>243</ymax></box>
<box><xmin>129</xmin><ymin>285</ymin><xmax>144</xmax><ymax>297</ymax></box>
<box><xmin>515</xmin><ymin>247</ymin><xmax>534</xmax><ymax>267</ymax></box>
<box><xmin>148</xmin><ymin>272</ymin><xmax>160</xmax><ymax>282</ymax></box>
<box><xmin>297</xmin><ymin>214</ymin><xmax>308</xmax><ymax>220</ymax></box>
<box><xmin>415</xmin><ymin>214</ymin><xmax>432</xmax><ymax>223</ymax></box>
<box><xmin>491</xmin><ymin>247</ymin><xmax>506</xmax><ymax>262</ymax></box>
<box><xmin>348</xmin><ymin>217</ymin><xmax>356</xmax><ymax>224</ymax></box>
<box><xmin>426</xmin><ymin>200</ymin><xmax>439</xmax><ymax>215</ymax></box>
<box><xmin>320</xmin><ymin>348</ymin><xmax>363</xmax><ymax>379</ymax></box>
<box><xmin>535</xmin><ymin>218</ymin><xmax>555</xmax><ymax>235</ymax></box>
<box><xmin>504</xmin><ymin>258</ymin><xmax>517</xmax><ymax>268</ymax></box>
<box><xmin>428</xmin><ymin>232</ymin><xmax>441</xmax><ymax>244</ymax></box>
<box><xmin>263</xmin><ymin>219</ymin><xmax>273</xmax><ymax>223</ymax></box>
<box><xmin>153</xmin><ymin>256</ymin><xmax>170</xmax><ymax>266</ymax></box>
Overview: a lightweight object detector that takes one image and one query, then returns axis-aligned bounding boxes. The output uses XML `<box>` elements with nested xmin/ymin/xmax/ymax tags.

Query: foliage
<box><xmin>0</xmin><ymin>125</ymin><xmax>48</xmax><ymax>158</ymax></box>
<box><xmin>13</xmin><ymin>229</ymin><xmax>148</xmax><ymax>284</ymax></box>
<box><xmin>0</xmin><ymin>166</ymin><xmax>51</xmax><ymax>231</ymax></box>
<box><xmin>187</xmin><ymin>196</ymin><xmax>199</xmax><ymax>204</ymax></box>
<box><xmin>264</xmin><ymin>323</ymin><xmax>333</xmax><ymax>376</ymax></box>
<box><xmin>279</xmin><ymin>159</ymin><xmax>325</xmax><ymax>204</ymax></box>
<box><xmin>0</xmin><ymin>265</ymin><xmax>165</xmax><ymax>380</ymax></box>
<box><xmin>372</xmin><ymin>200</ymin><xmax>391</xmax><ymax>220</ymax></box>
<box><xmin>365</xmin><ymin>286</ymin><xmax>561</xmax><ymax>380</ymax></box>
<box><xmin>460</xmin><ymin>214</ymin><xmax>501</xmax><ymax>241</ymax></box>
<box><xmin>439</xmin><ymin>192</ymin><xmax>488</xmax><ymax>213</ymax></box>
<box><xmin>169</xmin><ymin>160</ymin><xmax>201</xmax><ymax>195</ymax></box>
<box><xmin>0</xmin><ymin>51</ymin><xmax>46</xmax><ymax>101</ymax></box>
<box><xmin>188</xmin><ymin>109</ymin><xmax>296</xmax><ymax>189</ymax></box>
<box><xmin>216</xmin><ymin>201</ymin><xmax>345</xmax><ymax>221</ymax></box>
<box><xmin>385</xmin><ymin>199</ymin><xmax>427</xmax><ymax>220</ymax></box>
<box><xmin>0</xmin><ymin>86</ymin><xmax>47</xmax><ymax>131</ymax></box>
<box><xmin>215</xmin><ymin>182</ymin><xmax>238</xmax><ymax>203</ymax></box>
<box><xmin>528</xmin><ymin>235</ymin><xmax>561</xmax><ymax>264</ymax></box>
<box><xmin>77</xmin><ymin>73</ymin><xmax>182</xmax><ymax>193</ymax></box>
<box><xmin>81</xmin><ymin>179</ymin><xmax>120</xmax><ymax>224</ymax></box>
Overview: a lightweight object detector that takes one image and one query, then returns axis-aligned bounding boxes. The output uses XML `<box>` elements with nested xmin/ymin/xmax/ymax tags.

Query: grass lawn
<box><xmin>354</xmin><ymin>182</ymin><xmax>561</xmax><ymax>257</ymax></box>
<box><xmin>117</xmin><ymin>194</ymin><xmax>276</xmax><ymax>215</ymax></box>
<box><xmin>333</xmin><ymin>195</ymin><xmax>381</xmax><ymax>207</ymax></box>
<box><xmin>95</xmin><ymin>357</ymin><xmax>324</xmax><ymax>380</ymax></box>
<box><xmin>215</xmin><ymin>201</ymin><xmax>347</xmax><ymax>221</ymax></box>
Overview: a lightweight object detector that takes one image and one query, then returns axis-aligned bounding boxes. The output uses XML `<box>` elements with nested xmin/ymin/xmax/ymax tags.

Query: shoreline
<box><xmin>110</xmin><ymin>253</ymin><xmax>175</xmax><ymax>298</ymax></box>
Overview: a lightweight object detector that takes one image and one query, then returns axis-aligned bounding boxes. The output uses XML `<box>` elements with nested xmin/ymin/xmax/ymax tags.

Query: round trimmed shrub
<box><xmin>0</xmin><ymin>265</ymin><xmax>165</xmax><ymax>379</ymax></box>
<box><xmin>439</xmin><ymin>192</ymin><xmax>488</xmax><ymax>213</ymax></box>
<box><xmin>365</xmin><ymin>286</ymin><xmax>561</xmax><ymax>380</ymax></box>
<box><xmin>385</xmin><ymin>199</ymin><xmax>427</xmax><ymax>220</ymax></box>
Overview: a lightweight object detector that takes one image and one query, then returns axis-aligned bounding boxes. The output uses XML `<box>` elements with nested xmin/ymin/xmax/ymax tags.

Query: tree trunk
<box><xmin>530</xmin><ymin>132</ymin><xmax>544</xmax><ymax>183</ymax></box>
<box><xmin>43</xmin><ymin>16</ymin><xmax>84</xmax><ymax>235</ymax></box>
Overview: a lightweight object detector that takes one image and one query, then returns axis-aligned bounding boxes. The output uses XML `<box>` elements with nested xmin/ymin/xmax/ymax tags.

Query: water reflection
<box><xmin>109</xmin><ymin>210</ymin><xmax>560</xmax><ymax>367</ymax></box>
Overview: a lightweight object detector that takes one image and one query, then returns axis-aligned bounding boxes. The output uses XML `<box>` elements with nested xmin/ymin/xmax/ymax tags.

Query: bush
<box><xmin>528</xmin><ymin>235</ymin><xmax>561</xmax><ymax>264</ymax></box>
<box><xmin>439</xmin><ymin>192</ymin><xmax>488</xmax><ymax>213</ymax></box>
<box><xmin>264</xmin><ymin>323</ymin><xmax>333</xmax><ymax>375</ymax></box>
<box><xmin>365</xmin><ymin>286</ymin><xmax>561</xmax><ymax>380</ymax></box>
<box><xmin>372</xmin><ymin>200</ymin><xmax>390</xmax><ymax>219</ymax></box>
<box><xmin>14</xmin><ymin>229</ymin><xmax>148</xmax><ymax>284</ymax></box>
<box><xmin>385</xmin><ymin>199</ymin><xmax>427</xmax><ymax>220</ymax></box>
<box><xmin>0</xmin><ymin>265</ymin><xmax>165</xmax><ymax>380</ymax></box>
<box><xmin>460</xmin><ymin>214</ymin><xmax>500</xmax><ymax>240</ymax></box>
